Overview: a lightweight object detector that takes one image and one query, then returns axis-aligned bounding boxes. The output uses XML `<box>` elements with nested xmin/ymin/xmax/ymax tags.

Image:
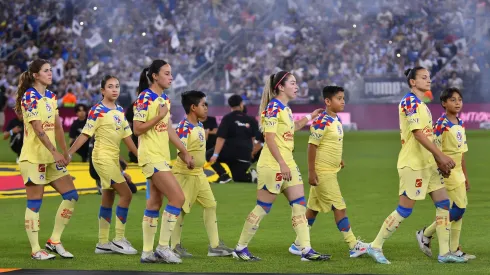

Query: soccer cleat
<box><xmin>45</xmin><ymin>239</ymin><xmax>74</xmax><ymax>258</ymax></box>
<box><xmin>110</xmin><ymin>238</ymin><xmax>138</xmax><ymax>255</ymax></box>
<box><xmin>95</xmin><ymin>242</ymin><xmax>114</xmax><ymax>254</ymax></box>
<box><xmin>32</xmin><ymin>250</ymin><xmax>56</xmax><ymax>260</ymax></box>
<box><xmin>208</xmin><ymin>241</ymin><xmax>233</xmax><ymax>257</ymax></box>
<box><xmin>288</xmin><ymin>242</ymin><xmax>302</xmax><ymax>256</ymax></box>
<box><xmin>367</xmin><ymin>245</ymin><xmax>391</xmax><ymax>264</ymax></box>
<box><xmin>140</xmin><ymin>251</ymin><xmax>159</xmax><ymax>263</ymax></box>
<box><xmin>438</xmin><ymin>252</ymin><xmax>468</xmax><ymax>263</ymax></box>
<box><xmin>300</xmin><ymin>248</ymin><xmax>331</xmax><ymax>262</ymax></box>
<box><xmin>232</xmin><ymin>247</ymin><xmax>261</xmax><ymax>261</ymax></box>
<box><xmin>155</xmin><ymin>245</ymin><xmax>182</xmax><ymax>264</ymax></box>
<box><xmin>453</xmin><ymin>249</ymin><xmax>476</xmax><ymax>260</ymax></box>
<box><xmin>349</xmin><ymin>240</ymin><xmax>369</xmax><ymax>258</ymax></box>
<box><xmin>217</xmin><ymin>174</ymin><xmax>232</xmax><ymax>184</ymax></box>
<box><xmin>416</xmin><ymin>228</ymin><xmax>433</xmax><ymax>257</ymax></box>
<box><xmin>173</xmin><ymin>244</ymin><xmax>193</xmax><ymax>258</ymax></box>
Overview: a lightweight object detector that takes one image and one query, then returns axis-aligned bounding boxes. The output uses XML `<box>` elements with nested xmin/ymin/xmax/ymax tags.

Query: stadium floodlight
<box><xmin>353</xmin><ymin>24</ymin><xmax>356</xmax><ymax>28</ymax></box>
<box><xmin>389</xmin><ymin>40</ymin><xmax>393</xmax><ymax>44</ymax></box>
<box><xmin>108</xmin><ymin>39</ymin><xmax>113</xmax><ymax>43</ymax></box>
<box><xmin>80</xmin><ymin>21</ymin><xmax>84</xmax><ymax>26</ymax></box>
<box><xmin>93</xmin><ymin>6</ymin><xmax>97</xmax><ymax>11</ymax></box>
<box><xmin>396</xmin><ymin>53</ymin><xmax>401</xmax><ymax>58</ymax></box>
<box><xmin>142</xmin><ymin>32</ymin><xmax>146</xmax><ymax>37</ymax></box>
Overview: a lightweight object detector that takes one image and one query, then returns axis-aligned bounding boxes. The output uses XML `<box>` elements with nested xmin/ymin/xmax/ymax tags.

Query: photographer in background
<box><xmin>3</xmin><ymin>111</ymin><xmax>23</xmax><ymax>163</ymax></box>
<box><xmin>207</xmin><ymin>95</ymin><xmax>258</xmax><ymax>184</ymax></box>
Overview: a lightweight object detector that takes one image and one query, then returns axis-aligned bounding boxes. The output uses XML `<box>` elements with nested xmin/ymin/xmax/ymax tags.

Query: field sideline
<box><xmin>0</xmin><ymin>131</ymin><xmax>489</xmax><ymax>274</ymax></box>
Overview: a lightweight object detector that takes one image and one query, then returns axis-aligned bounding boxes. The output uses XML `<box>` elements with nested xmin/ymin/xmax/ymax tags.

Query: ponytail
<box><xmin>15</xmin><ymin>71</ymin><xmax>34</xmax><ymax>113</ymax></box>
<box><xmin>138</xmin><ymin>68</ymin><xmax>150</xmax><ymax>93</ymax></box>
<box><xmin>258</xmin><ymin>74</ymin><xmax>276</xmax><ymax>131</ymax></box>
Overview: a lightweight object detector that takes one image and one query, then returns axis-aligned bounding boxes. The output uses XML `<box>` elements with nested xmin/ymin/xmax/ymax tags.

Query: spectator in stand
<box><xmin>62</xmin><ymin>88</ymin><xmax>77</xmax><ymax>107</ymax></box>
<box><xmin>68</xmin><ymin>104</ymin><xmax>89</xmax><ymax>162</ymax></box>
<box><xmin>448</xmin><ymin>72</ymin><xmax>464</xmax><ymax>90</ymax></box>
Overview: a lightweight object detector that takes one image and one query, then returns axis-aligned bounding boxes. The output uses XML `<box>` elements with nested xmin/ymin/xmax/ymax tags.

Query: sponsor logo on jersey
<box><xmin>154</xmin><ymin>121</ymin><xmax>168</xmax><ymax>132</ymax></box>
<box><xmin>42</xmin><ymin>122</ymin><xmax>55</xmax><ymax>131</ymax></box>
<box><xmin>282</xmin><ymin>131</ymin><xmax>293</xmax><ymax>141</ymax></box>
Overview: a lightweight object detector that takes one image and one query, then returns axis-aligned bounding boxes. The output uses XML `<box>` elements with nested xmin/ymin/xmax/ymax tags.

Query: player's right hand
<box><xmin>12</xmin><ymin>126</ymin><xmax>21</xmax><ymax>134</ymax></box>
<box><xmin>157</xmin><ymin>103</ymin><xmax>168</xmax><ymax>119</ymax></box>
<box><xmin>308</xmin><ymin>170</ymin><xmax>318</xmax><ymax>186</ymax></box>
<box><xmin>280</xmin><ymin>162</ymin><xmax>291</xmax><ymax>181</ymax></box>
<box><xmin>52</xmin><ymin>151</ymin><xmax>67</xmax><ymax>167</ymax></box>
<box><xmin>185</xmin><ymin>153</ymin><xmax>195</xmax><ymax>169</ymax></box>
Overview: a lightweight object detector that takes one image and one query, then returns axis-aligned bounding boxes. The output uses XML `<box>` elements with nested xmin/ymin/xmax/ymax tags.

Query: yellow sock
<box><xmin>435</xmin><ymin>204</ymin><xmax>451</xmax><ymax>256</ymax></box>
<box><xmin>158</xmin><ymin>205</ymin><xmax>181</xmax><ymax>247</ymax></box>
<box><xmin>50</xmin><ymin>199</ymin><xmax>76</xmax><ymax>243</ymax></box>
<box><xmin>114</xmin><ymin>206</ymin><xmax>129</xmax><ymax>241</ymax></box>
<box><xmin>371</xmin><ymin>210</ymin><xmax>405</xmax><ymax>249</ymax></box>
<box><xmin>203</xmin><ymin>206</ymin><xmax>220</xmax><ymax>248</ymax></box>
<box><xmin>450</xmin><ymin>219</ymin><xmax>462</xmax><ymax>252</ymax></box>
<box><xmin>170</xmin><ymin>213</ymin><xmax>185</xmax><ymax>249</ymax></box>
<box><xmin>142</xmin><ymin>210</ymin><xmax>159</xmax><ymax>252</ymax></box>
<box><xmin>423</xmin><ymin>221</ymin><xmax>437</xmax><ymax>237</ymax></box>
<box><xmin>25</xmin><ymin>202</ymin><xmax>41</xmax><ymax>253</ymax></box>
<box><xmin>291</xmin><ymin>203</ymin><xmax>310</xmax><ymax>250</ymax></box>
<box><xmin>341</xmin><ymin>230</ymin><xmax>357</xmax><ymax>249</ymax></box>
<box><xmin>237</xmin><ymin>205</ymin><xmax>268</xmax><ymax>248</ymax></box>
<box><xmin>98</xmin><ymin>206</ymin><xmax>112</xmax><ymax>244</ymax></box>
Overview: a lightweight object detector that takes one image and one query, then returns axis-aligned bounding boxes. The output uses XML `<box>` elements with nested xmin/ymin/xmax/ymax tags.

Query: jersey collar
<box><xmin>442</xmin><ymin>114</ymin><xmax>462</xmax><ymax>127</ymax></box>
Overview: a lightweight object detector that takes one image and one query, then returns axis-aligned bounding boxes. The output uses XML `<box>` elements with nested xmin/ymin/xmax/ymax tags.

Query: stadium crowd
<box><xmin>1</xmin><ymin>0</ymin><xmax>489</xmax><ymax>120</ymax></box>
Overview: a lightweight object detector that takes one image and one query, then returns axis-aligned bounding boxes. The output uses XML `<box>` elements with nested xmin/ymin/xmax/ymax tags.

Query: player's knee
<box><xmin>168</xmin><ymin>193</ymin><xmax>185</xmax><ymax>207</ymax></box>
<box><xmin>27</xmin><ymin>199</ymin><xmax>43</xmax><ymax>213</ymax></box>
<box><xmin>120</xmin><ymin>191</ymin><xmax>133</xmax><ymax>205</ymax></box>
<box><xmin>434</xmin><ymin>199</ymin><xmax>450</xmax><ymax>210</ymax></box>
<box><xmin>256</xmin><ymin>200</ymin><xmax>273</xmax><ymax>214</ymax></box>
<box><xmin>62</xmin><ymin>189</ymin><xmax>79</xmax><ymax>202</ymax></box>
<box><xmin>396</xmin><ymin>205</ymin><xmax>413</xmax><ymax>218</ymax></box>
<box><xmin>450</xmin><ymin>203</ymin><xmax>465</xmax><ymax>221</ymax></box>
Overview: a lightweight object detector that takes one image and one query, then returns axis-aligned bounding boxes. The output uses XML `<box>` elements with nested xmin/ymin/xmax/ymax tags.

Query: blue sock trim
<box><xmin>449</xmin><ymin>202</ymin><xmax>465</xmax><ymax>221</ymax></box>
<box><xmin>99</xmin><ymin>206</ymin><xmax>112</xmax><ymax>222</ymax></box>
<box><xmin>27</xmin><ymin>199</ymin><xmax>42</xmax><ymax>213</ymax></box>
<box><xmin>289</xmin><ymin>196</ymin><xmax>306</xmax><ymax>206</ymax></box>
<box><xmin>257</xmin><ymin>200</ymin><xmax>273</xmax><ymax>214</ymax></box>
<box><xmin>336</xmin><ymin>217</ymin><xmax>351</xmax><ymax>232</ymax></box>
<box><xmin>396</xmin><ymin>205</ymin><xmax>413</xmax><ymax>218</ymax></box>
<box><xmin>144</xmin><ymin>209</ymin><xmax>159</xmax><ymax>218</ymax></box>
<box><xmin>116</xmin><ymin>206</ymin><xmax>129</xmax><ymax>224</ymax></box>
<box><xmin>434</xmin><ymin>199</ymin><xmax>450</xmax><ymax>210</ymax></box>
<box><xmin>307</xmin><ymin>218</ymin><xmax>316</xmax><ymax>227</ymax></box>
<box><xmin>164</xmin><ymin>205</ymin><xmax>181</xmax><ymax>216</ymax></box>
<box><xmin>61</xmin><ymin>189</ymin><xmax>79</xmax><ymax>201</ymax></box>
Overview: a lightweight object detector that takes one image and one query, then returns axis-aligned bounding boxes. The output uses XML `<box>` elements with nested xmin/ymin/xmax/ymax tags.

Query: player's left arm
<box><xmin>168</xmin><ymin>120</ymin><xmax>194</xmax><ymax>169</ymax></box>
<box><xmin>294</xmin><ymin>108</ymin><xmax>324</xmax><ymax>131</ymax></box>
<box><xmin>54</xmin><ymin>114</ymin><xmax>69</xmax><ymax>159</ymax></box>
<box><xmin>123</xmin><ymin>136</ymin><xmax>138</xmax><ymax>158</ymax></box>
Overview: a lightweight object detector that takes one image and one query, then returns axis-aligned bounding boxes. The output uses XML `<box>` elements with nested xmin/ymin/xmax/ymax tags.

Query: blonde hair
<box><xmin>258</xmin><ymin>71</ymin><xmax>291</xmax><ymax>131</ymax></box>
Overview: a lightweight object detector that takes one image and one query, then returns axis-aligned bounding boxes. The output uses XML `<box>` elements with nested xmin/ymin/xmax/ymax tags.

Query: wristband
<box><xmin>122</xmin><ymin>170</ymin><xmax>126</xmax><ymax>175</ymax></box>
<box><xmin>212</xmin><ymin>153</ymin><xmax>219</xmax><ymax>157</ymax></box>
<box><xmin>9</xmin><ymin>130</ymin><xmax>13</xmax><ymax>136</ymax></box>
<box><xmin>306</xmin><ymin>114</ymin><xmax>312</xmax><ymax>121</ymax></box>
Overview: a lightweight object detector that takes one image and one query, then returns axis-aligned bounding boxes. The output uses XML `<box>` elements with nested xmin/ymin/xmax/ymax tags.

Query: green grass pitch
<box><xmin>0</xmin><ymin>131</ymin><xmax>489</xmax><ymax>274</ymax></box>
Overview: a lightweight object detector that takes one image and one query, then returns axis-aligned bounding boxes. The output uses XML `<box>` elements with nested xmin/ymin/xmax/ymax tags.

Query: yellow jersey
<box><xmin>82</xmin><ymin>102</ymin><xmax>132</xmax><ymax>161</ymax></box>
<box><xmin>172</xmin><ymin>118</ymin><xmax>206</xmax><ymax>175</ymax></box>
<box><xmin>19</xmin><ymin>88</ymin><xmax>58</xmax><ymax>163</ymax></box>
<box><xmin>257</xmin><ymin>98</ymin><xmax>295</xmax><ymax>169</ymax></box>
<box><xmin>434</xmin><ymin>114</ymin><xmax>468</xmax><ymax>185</ymax></box>
<box><xmin>133</xmin><ymin>89</ymin><xmax>171</xmax><ymax>165</ymax></box>
<box><xmin>397</xmin><ymin>92</ymin><xmax>435</xmax><ymax>170</ymax></box>
<box><xmin>309</xmin><ymin>111</ymin><xmax>343</xmax><ymax>173</ymax></box>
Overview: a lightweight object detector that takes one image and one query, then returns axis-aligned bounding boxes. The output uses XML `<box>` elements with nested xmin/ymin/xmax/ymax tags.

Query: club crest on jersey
<box><xmin>45</xmin><ymin>103</ymin><xmax>52</xmax><ymax>113</ymax></box>
<box><xmin>198</xmin><ymin>131</ymin><xmax>205</xmax><ymax>142</ymax></box>
<box><xmin>288</xmin><ymin>112</ymin><xmax>293</xmax><ymax>122</ymax></box>
<box><xmin>113</xmin><ymin>115</ymin><xmax>122</xmax><ymax>130</ymax></box>
<box><xmin>456</xmin><ymin>130</ymin><xmax>463</xmax><ymax>147</ymax></box>
<box><xmin>337</xmin><ymin>125</ymin><xmax>343</xmax><ymax>135</ymax></box>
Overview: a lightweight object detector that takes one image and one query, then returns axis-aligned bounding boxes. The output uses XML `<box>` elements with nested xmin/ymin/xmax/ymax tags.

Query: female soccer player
<box><xmin>416</xmin><ymin>87</ymin><xmax>475</xmax><ymax>261</ymax></box>
<box><xmin>232</xmin><ymin>71</ymin><xmax>329</xmax><ymax>262</ymax></box>
<box><xmin>68</xmin><ymin>75</ymin><xmax>139</xmax><ymax>255</ymax></box>
<box><xmin>16</xmin><ymin>59</ymin><xmax>78</xmax><ymax>260</ymax></box>
<box><xmin>366</xmin><ymin>67</ymin><xmax>466</xmax><ymax>264</ymax></box>
<box><xmin>133</xmin><ymin>60</ymin><xmax>194</xmax><ymax>264</ymax></box>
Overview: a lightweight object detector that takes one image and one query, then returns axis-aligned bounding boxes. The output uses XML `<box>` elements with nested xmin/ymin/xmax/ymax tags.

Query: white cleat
<box><xmin>45</xmin><ymin>240</ymin><xmax>74</xmax><ymax>258</ymax></box>
<box><xmin>95</xmin><ymin>242</ymin><xmax>114</xmax><ymax>254</ymax></box>
<box><xmin>288</xmin><ymin>242</ymin><xmax>302</xmax><ymax>256</ymax></box>
<box><xmin>140</xmin><ymin>251</ymin><xmax>160</xmax><ymax>263</ymax></box>
<box><xmin>453</xmin><ymin>249</ymin><xmax>476</xmax><ymax>260</ymax></box>
<box><xmin>32</xmin><ymin>249</ymin><xmax>56</xmax><ymax>260</ymax></box>
<box><xmin>415</xmin><ymin>228</ymin><xmax>432</xmax><ymax>257</ymax></box>
<box><xmin>110</xmin><ymin>238</ymin><xmax>138</xmax><ymax>255</ymax></box>
<box><xmin>350</xmin><ymin>240</ymin><xmax>369</xmax><ymax>258</ymax></box>
<box><xmin>155</xmin><ymin>245</ymin><xmax>182</xmax><ymax>264</ymax></box>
